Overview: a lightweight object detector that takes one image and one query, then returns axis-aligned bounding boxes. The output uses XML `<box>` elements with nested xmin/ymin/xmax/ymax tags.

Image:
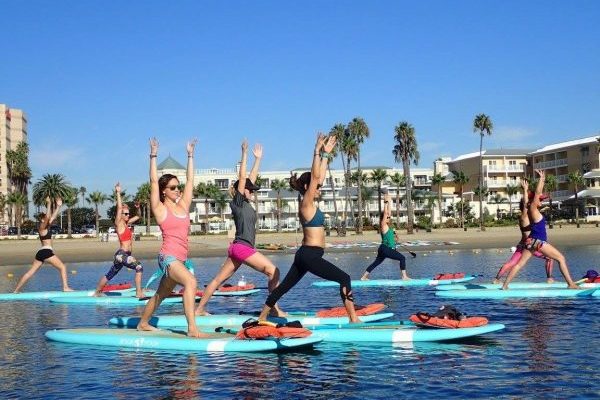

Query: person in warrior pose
<box><xmin>493</xmin><ymin>178</ymin><xmax>554</xmax><ymax>284</ymax></box>
<box><xmin>257</xmin><ymin>133</ymin><xmax>360</xmax><ymax>324</ymax></box>
<box><xmin>14</xmin><ymin>197</ymin><xmax>74</xmax><ymax>293</ymax></box>
<box><xmin>94</xmin><ymin>182</ymin><xmax>145</xmax><ymax>297</ymax></box>
<box><xmin>502</xmin><ymin>170</ymin><xmax>578</xmax><ymax>289</ymax></box>
<box><xmin>137</xmin><ymin>137</ymin><xmax>209</xmax><ymax>337</ymax></box>
<box><xmin>360</xmin><ymin>192</ymin><xmax>410</xmax><ymax>281</ymax></box>
<box><xmin>195</xmin><ymin>139</ymin><xmax>285</xmax><ymax>316</ymax></box>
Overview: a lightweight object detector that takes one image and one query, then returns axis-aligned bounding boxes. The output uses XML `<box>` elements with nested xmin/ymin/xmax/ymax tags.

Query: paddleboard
<box><xmin>313</xmin><ymin>276</ymin><xmax>475</xmax><ymax>288</ymax></box>
<box><xmin>45</xmin><ymin>328</ymin><xmax>322</xmax><ymax>352</ymax></box>
<box><xmin>49</xmin><ymin>295</ymin><xmax>195</xmax><ymax>305</ymax></box>
<box><xmin>0</xmin><ymin>288</ymin><xmax>134</xmax><ymax>301</ymax></box>
<box><xmin>212</xmin><ymin>288</ymin><xmax>260</xmax><ymax>296</ymax></box>
<box><xmin>109</xmin><ymin>312</ymin><xmax>395</xmax><ymax>328</ymax></box>
<box><xmin>436</xmin><ymin>288</ymin><xmax>598</xmax><ymax>299</ymax></box>
<box><xmin>309</xmin><ymin>322</ymin><xmax>505</xmax><ymax>343</ymax></box>
<box><xmin>436</xmin><ymin>282</ymin><xmax>600</xmax><ymax>291</ymax></box>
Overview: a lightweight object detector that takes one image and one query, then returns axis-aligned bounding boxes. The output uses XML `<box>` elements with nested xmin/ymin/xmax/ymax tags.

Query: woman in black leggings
<box><xmin>257</xmin><ymin>133</ymin><xmax>360</xmax><ymax>323</ymax></box>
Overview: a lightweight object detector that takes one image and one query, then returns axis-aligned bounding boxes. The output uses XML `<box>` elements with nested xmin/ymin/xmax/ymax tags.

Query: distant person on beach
<box><xmin>493</xmin><ymin>178</ymin><xmax>554</xmax><ymax>284</ymax></box>
<box><xmin>502</xmin><ymin>169</ymin><xmax>578</xmax><ymax>289</ymax></box>
<box><xmin>195</xmin><ymin>139</ymin><xmax>286</xmax><ymax>316</ymax></box>
<box><xmin>257</xmin><ymin>133</ymin><xmax>360</xmax><ymax>323</ymax></box>
<box><xmin>360</xmin><ymin>191</ymin><xmax>411</xmax><ymax>281</ymax></box>
<box><xmin>137</xmin><ymin>137</ymin><xmax>209</xmax><ymax>338</ymax></box>
<box><xmin>14</xmin><ymin>197</ymin><xmax>74</xmax><ymax>293</ymax></box>
<box><xmin>94</xmin><ymin>182</ymin><xmax>145</xmax><ymax>297</ymax></box>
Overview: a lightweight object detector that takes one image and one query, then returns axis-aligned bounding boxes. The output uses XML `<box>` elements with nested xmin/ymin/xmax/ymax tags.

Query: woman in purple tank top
<box><xmin>502</xmin><ymin>169</ymin><xmax>578</xmax><ymax>289</ymax></box>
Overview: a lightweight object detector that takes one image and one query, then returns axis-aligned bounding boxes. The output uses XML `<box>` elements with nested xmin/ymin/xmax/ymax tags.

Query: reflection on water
<box><xmin>1</xmin><ymin>246</ymin><xmax>600</xmax><ymax>398</ymax></box>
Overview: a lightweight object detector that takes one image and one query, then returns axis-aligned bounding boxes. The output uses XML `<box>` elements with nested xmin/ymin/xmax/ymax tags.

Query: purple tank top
<box><xmin>529</xmin><ymin>216</ymin><xmax>547</xmax><ymax>241</ymax></box>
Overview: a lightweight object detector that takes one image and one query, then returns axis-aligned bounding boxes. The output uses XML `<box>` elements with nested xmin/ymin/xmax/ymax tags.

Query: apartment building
<box><xmin>0</xmin><ymin>104</ymin><xmax>28</xmax><ymax>226</ymax></box>
<box><xmin>156</xmin><ymin>157</ymin><xmax>434</xmax><ymax>231</ymax></box>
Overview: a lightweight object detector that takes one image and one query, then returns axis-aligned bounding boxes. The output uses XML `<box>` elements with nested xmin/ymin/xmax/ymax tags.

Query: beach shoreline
<box><xmin>1</xmin><ymin>224</ymin><xmax>598</xmax><ymax>268</ymax></box>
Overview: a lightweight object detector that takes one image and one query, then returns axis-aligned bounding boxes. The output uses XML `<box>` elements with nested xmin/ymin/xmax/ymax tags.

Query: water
<box><xmin>1</xmin><ymin>245</ymin><xmax>599</xmax><ymax>399</ymax></box>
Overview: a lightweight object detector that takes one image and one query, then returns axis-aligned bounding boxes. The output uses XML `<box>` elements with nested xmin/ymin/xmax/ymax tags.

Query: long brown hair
<box><xmin>289</xmin><ymin>172</ymin><xmax>311</xmax><ymax>195</ymax></box>
<box><xmin>158</xmin><ymin>174</ymin><xmax>178</xmax><ymax>203</ymax></box>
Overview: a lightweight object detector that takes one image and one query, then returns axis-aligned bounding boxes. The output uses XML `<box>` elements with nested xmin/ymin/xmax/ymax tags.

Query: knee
<box><xmin>265</xmin><ymin>266</ymin><xmax>279</xmax><ymax>280</ymax></box>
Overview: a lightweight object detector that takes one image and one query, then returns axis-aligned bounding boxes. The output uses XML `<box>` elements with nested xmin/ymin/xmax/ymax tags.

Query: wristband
<box><xmin>150</xmin><ymin>154</ymin><xmax>157</xmax><ymax>158</ymax></box>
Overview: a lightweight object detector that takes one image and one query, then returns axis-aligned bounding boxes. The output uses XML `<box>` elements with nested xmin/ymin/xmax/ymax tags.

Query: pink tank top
<box><xmin>159</xmin><ymin>208</ymin><xmax>190</xmax><ymax>261</ymax></box>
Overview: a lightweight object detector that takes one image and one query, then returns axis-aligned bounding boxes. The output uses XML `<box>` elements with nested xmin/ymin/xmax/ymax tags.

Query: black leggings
<box><xmin>265</xmin><ymin>245</ymin><xmax>352</xmax><ymax>307</ymax></box>
<box><xmin>365</xmin><ymin>244</ymin><xmax>406</xmax><ymax>273</ymax></box>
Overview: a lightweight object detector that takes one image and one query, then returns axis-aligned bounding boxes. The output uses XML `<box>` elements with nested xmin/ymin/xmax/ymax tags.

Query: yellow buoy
<box><xmin>71</xmin><ymin>270</ymin><xmax>77</xmax><ymax>274</ymax></box>
<box><xmin>7</xmin><ymin>273</ymin><xmax>14</xmax><ymax>278</ymax></box>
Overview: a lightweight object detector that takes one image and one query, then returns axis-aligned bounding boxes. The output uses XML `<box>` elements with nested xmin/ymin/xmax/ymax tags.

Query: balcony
<box><xmin>550</xmin><ymin>190</ymin><xmax>570</xmax><ymax>200</ymax></box>
<box><xmin>533</xmin><ymin>158</ymin><xmax>568</xmax><ymax>170</ymax></box>
<box><xmin>484</xmin><ymin>165</ymin><xmax>526</xmax><ymax>174</ymax></box>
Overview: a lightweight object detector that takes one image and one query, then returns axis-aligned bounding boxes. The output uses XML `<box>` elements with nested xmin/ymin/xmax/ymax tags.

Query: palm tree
<box><xmin>361</xmin><ymin>186</ymin><xmax>375</xmax><ymax>225</ymax></box>
<box><xmin>431</xmin><ymin>172</ymin><xmax>446</xmax><ymax>226</ymax></box>
<box><xmin>567</xmin><ymin>171</ymin><xmax>584</xmax><ymax>227</ymax></box>
<box><xmin>389</xmin><ymin>172</ymin><xmax>405</xmax><ymax>225</ymax></box>
<box><xmin>473</xmin><ymin>113</ymin><xmax>494</xmax><ymax>231</ymax></box>
<box><xmin>253</xmin><ymin>175</ymin><xmax>265</xmax><ymax>230</ymax></box>
<box><xmin>6</xmin><ymin>191</ymin><xmax>27</xmax><ymax>237</ymax></box>
<box><xmin>505</xmin><ymin>183</ymin><xmax>519</xmax><ymax>215</ymax></box>
<box><xmin>327</xmin><ymin>124</ymin><xmax>344</xmax><ymax>234</ymax></box>
<box><xmin>330</xmin><ymin>123</ymin><xmax>350</xmax><ymax>232</ymax></box>
<box><xmin>489</xmin><ymin>194</ymin><xmax>508</xmax><ymax>219</ymax></box>
<box><xmin>6</xmin><ymin>141</ymin><xmax>32</xmax><ymax>196</ymax></box>
<box><xmin>337</xmin><ymin>124</ymin><xmax>359</xmax><ymax>229</ymax></box>
<box><xmin>214</xmin><ymin>191</ymin><xmax>228</xmax><ymax>228</ymax></box>
<box><xmin>109</xmin><ymin>189</ymin><xmax>131</xmax><ymax>204</ymax></box>
<box><xmin>194</xmin><ymin>182</ymin><xmax>220</xmax><ymax>233</ymax></box>
<box><xmin>544</xmin><ymin>174</ymin><xmax>558</xmax><ymax>228</ymax></box>
<box><xmin>270</xmin><ymin>179</ymin><xmax>288</xmax><ymax>233</ymax></box>
<box><xmin>0</xmin><ymin>193</ymin><xmax>6</xmax><ymax>226</ymax></box>
<box><xmin>86</xmin><ymin>191</ymin><xmax>108</xmax><ymax>235</ymax></box>
<box><xmin>474</xmin><ymin>185</ymin><xmax>489</xmax><ymax>220</ymax></box>
<box><xmin>79</xmin><ymin>186</ymin><xmax>87</xmax><ymax>208</ymax></box>
<box><xmin>135</xmin><ymin>182</ymin><xmax>151</xmax><ymax>234</ymax></box>
<box><xmin>347</xmin><ymin>117</ymin><xmax>370</xmax><ymax>234</ymax></box>
<box><xmin>370</xmin><ymin>168</ymin><xmax>389</xmax><ymax>215</ymax></box>
<box><xmin>63</xmin><ymin>187</ymin><xmax>79</xmax><ymax>238</ymax></box>
<box><xmin>452</xmin><ymin>171</ymin><xmax>470</xmax><ymax>229</ymax></box>
<box><xmin>32</xmin><ymin>174</ymin><xmax>72</xmax><ymax>207</ymax></box>
<box><xmin>393</xmin><ymin>121</ymin><xmax>420</xmax><ymax>234</ymax></box>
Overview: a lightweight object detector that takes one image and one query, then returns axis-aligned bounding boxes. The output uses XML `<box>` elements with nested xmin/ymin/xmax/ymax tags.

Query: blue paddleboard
<box><xmin>0</xmin><ymin>288</ymin><xmax>134</xmax><ymax>301</ymax></box>
<box><xmin>313</xmin><ymin>276</ymin><xmax>475</xmax><ymax>288</ymax></box>
<box><xmin>436</xmin><ymin>288</ymin><xmax>598</xmax><ymax>299</ymax></box>
<box><xmin>436</xmin><ymin>282</ymin><xmax>600</xmax><ymax>291</ymax></box>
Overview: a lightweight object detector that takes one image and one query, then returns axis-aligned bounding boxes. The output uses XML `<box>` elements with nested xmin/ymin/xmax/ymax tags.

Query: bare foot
<box><xmin>402</xmin><ymin>276</ymin><xmax>411</xmax><ymax>280</ymax></box>
<box><xmin>546</xmin><ymin>278</ymin><xmax>555</xmax><ymax>284</ymax></box>
<box><xmin>12</xmin><ymin>290</ymin><xmax>21</xmax><ymax>294</ymax></box>
<box><xmin>360</xmin><ymin>274</ymin><xmax>369</xmax><ymax>281</ymax></box>
<box><xmin>567</xmin><ymin>284</ymin><xmax>580</xmax><ymax>289</ymax></box>
<box><xmin>349</xmin><ymin>318</ymin><xmax>362</xmax><ymax>324</ymax></box>
<box><xmin>93</xmin><ymin>291</ymin><xmax>105</xmax><ymax>297</ymax></box>
<box><xmin>194</xmin><ymin>309</ymin><xmax>211</xmax><ymax>316</ymax></box>
<box><xmin>135</xmin><ymin>291</ymin><xmax>145</xmax><ymax>298</ymax></box>
<box><xmin>137</xmin><ymin>322</ymin><xmax>160</xmax><ymax>332</ymax></box>
<box><xmin>63</xmin><ymin>287</ymin><xmax>74</xmax><ymax>292</ymax></box>
<box><xmin>269</xmin><ymin>308</ymin><xmax>288</xmax><ymax>317</ymax></box>
<box><xmin>187</xmin><ymin>330</ymin><xmax>212</xmax><ymax>338</ymax></box>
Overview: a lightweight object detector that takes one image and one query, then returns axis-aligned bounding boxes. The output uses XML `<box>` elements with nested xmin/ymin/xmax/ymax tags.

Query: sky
<box><xmin>2</xmin><ymin>0</ymin><xmax>599</xmax><ymax>203</ymax></box>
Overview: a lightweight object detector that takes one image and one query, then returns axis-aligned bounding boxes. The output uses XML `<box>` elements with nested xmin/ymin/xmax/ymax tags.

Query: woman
<box><xmin>257</xmin><ymin>133</ymin><xmax>360</xmax><ymax>323</ymax></box>
<box><xmin>493</xmin><ymin>178</ymin><xmax>553</xmax><ymax>284</ymax></box>
<box><xmin>94</xmin><ymin>182</ymin><xmax>145</xmax><ymax>297</ymax></box>
<box><xmin>137</xmin><ymin>137</ymin><xmax>208</xmax><ymax>338</ymax></box>
<box><xmin>14</xmin><ymin>197</ymin><xmax>74</xmax><ymax>293</ymax></box>
<box><xmin>502</xmin><ymin>170</ymin><xmax>578</xmax><ymax>289</ymax></box>
<box><xmin>360</xmin><ymin>192</ymin><xmax>410</xmax><ymax>281</ymax></box>
<box><xmin>195</xmin><ymin>140</ymin><xmax>285</xmax><ymax>316</ymax></box>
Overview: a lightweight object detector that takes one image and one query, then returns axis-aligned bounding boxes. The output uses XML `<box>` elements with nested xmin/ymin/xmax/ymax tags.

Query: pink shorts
<box><xmin>228</xmin><ymin>242</ymin><xmax>257</xmax><ymax>262</ymax></box>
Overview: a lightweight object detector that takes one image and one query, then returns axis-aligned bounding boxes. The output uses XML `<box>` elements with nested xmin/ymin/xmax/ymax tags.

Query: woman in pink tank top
<box><xmin>137</xmin><ymin>137</ymin><xmax>209</xmax><ymax>338</ymax></box>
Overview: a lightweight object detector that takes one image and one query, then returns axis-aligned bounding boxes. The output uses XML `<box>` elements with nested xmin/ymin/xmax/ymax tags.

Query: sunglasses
<box><xmin>167</xmin><ymin>185</ymin><xmax>179</xmax><ymax>191</ymax></box>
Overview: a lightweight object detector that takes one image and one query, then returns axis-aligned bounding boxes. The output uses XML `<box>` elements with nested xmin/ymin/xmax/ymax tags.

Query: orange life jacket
<box><xmin>434</xmin><ymin>272</ymin><xmax>466</xmax><ymax>280</ymax></box>
<box><xmin>409</xmin><ymin>313</ymin><xmax>488</xmax><ymax>329</ymax></box>
<box><xmin>315</xmin><ymin>303</ymin><xmax>386</xmax><ymax>318</ymax></box>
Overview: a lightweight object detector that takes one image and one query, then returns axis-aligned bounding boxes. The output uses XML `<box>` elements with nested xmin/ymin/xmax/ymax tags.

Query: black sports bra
<box><xmin>39</xmin><ymin>229</ymin><xmax>52</xmax><ymax>241</ymax></box>
<box><xmin>520</xmin><ymin>224</ymin><xmax>531</xmax><ymax>233</ymax></box>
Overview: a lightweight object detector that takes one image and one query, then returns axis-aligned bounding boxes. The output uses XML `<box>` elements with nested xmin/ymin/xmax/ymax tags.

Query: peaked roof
<box><xmin>158</xmin><ymin>155</ymin><xmax>185</xmax><ymax>170</ymax></box>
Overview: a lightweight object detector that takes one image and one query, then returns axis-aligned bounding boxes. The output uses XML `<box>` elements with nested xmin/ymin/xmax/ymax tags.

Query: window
<box><xmin>509</xmin><ymin>160</ymin><xmax>516</xmax><ymax>166</ymax></box>
<box><xmin>581</xmin><ymin>146</ymin><xmax>590</xmax><ymax>157</ymax></box>
<box><xmin>215</xmin><ymin>179</ymin><xmax>229</xmax><ymax>189</ymax></box>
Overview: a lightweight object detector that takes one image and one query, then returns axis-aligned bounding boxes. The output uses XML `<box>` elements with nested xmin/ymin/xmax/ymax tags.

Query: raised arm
<box><xmin>520</xmin><ymin>178</ymin><xmax>529</xmax><ymax>219</ymax></box>
<box><xmin>248</xmin><ymin>143</ymin><xmax>262</xmax><ymax>183</ymax></box>
<box><xmin>48</xmin><ymin>197</ymin><xmax>63</xmax><ymax>224</ymax></box>
<box><xmin>181</xmin><ymin>139</ymin><xmax>197</xmax><ymax>209</ymax></box>
<box><xmin>237</xmin><ymin>140</ymin><xmax>248</xmax><ymax>194</ymax></box>
<box><xmin>149</xmin><ymin>138</ymin><xmax>163</xmax><ymax>219</ymax></box>
<box><xmin>129</xmin><ymin>202</ymin><xmax>141</xmax><ymax>224</ymax></box>
<box><xmin>39</xmin><ymin>197</ymin><xmax>53</xmax><ymax>231</ymax></box>
<box><xmin>303</xmin><ymin>133</ymin><xmax>326</xmax><ymax>204</ymax></box>
<box><xmin>114</xmin><ymin>182</ymin><xmax>123</xmax><ymax>225</ymax></box>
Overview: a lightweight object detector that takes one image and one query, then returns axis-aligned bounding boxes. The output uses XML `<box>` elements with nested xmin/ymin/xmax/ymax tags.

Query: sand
<box><xmin>1</xmin><ymin>224</ymin><xmax>598</xmax><ymax>268</ymax></box>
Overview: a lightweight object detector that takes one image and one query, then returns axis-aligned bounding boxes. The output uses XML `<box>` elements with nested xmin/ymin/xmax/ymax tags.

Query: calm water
<box><xmin>1</xmin><ymin>244</ymin><xmax>599</xmax><ymax>399</ymax></box>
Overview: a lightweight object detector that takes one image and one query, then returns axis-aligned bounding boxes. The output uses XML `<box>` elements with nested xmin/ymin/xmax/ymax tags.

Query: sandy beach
<box><xmin>1</xmin><ymin>224</ymin><xmax>598</xmax><ymax>268</ymax></box>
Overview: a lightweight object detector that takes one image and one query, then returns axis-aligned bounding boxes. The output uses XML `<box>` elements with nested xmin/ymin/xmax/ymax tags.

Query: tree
<box><xmin>473</xmin><ymin>113</ymin><xmax>494</xmax><ymax>231</ymax></box>
<box><xmin>360</xmin><ymin>186</ymin><xmax>375</xmax><ymax>224</ymax></box>
<box><xmin>347</xmin><ymin>117</ymin><xmax>370</xmax><ymax>234</ymax></box>
<box><xmin>6</xmin><ymin>191</ymin><xmax>27</xmax><ymax>237</ymax></box>
<box><xmin>393</xmin><ymin>121</ymin><xmax>420</xmax><ymax>234</ymax></box>
<box><xmin>79</xmin><ymin>186</ymin><xmax>87</xmax><ymax>208</ymax></box>
<box><xmin>86</xmin><ymin>191</ymin><xmax>108</xmax><ymax>235</ymax></box>
<box><xmin>330</xmin><ymin>123</ymin><xmax>351</xmax><ymax>233</ymax></box>
<box><xmin>337</xmin><ymin>124</ymin><xmax>358</xmax><ymax>229</ymax></box>
<box><xmin>431</xmin><ymin>172</ymin><xmax>446</xmax><ymax>226</ymax></box>
<box><xmin>489</xmin><ymin>194</ymin><xmax>508</xmax><ymax>219</ymax></box>
<box><xmin>32</xmin><ymin>174</ymin><xmax>72</xmax><ymax>208</ymax></box>
<box><xmin>6</xmin><ymin>141</ymin><xmax>32</xmax><ymax>196</ymax></box>
<box><xmin>63</xmin><ymin>187</ymin><xmax>79</xmax><ymax>238</ymax></box>
<box><xmin>452</xmin><ymin>171</ymin><xmax>470</xmax><ymax>228</ymax></box>
<box><xmin>270</xmin><ymin>179</ymin><xmax>288</xmax><ymax>232</ymax></box>
<box><xmin>0</xmin><ymin>193</ymin><xmax>6</xmax><ymax>226</ymax></box>
<box><xmin>505</xmin><ymin>184</ymin><xmax>519</xmax><ymax>215</ymax></box>
<box><xmin>194</xmin><ymin>182</ymin><xmax>220</xmax><ymax>234</ymax></box>
<box><xmin>327</xmin><ymin>124</ymin><xmax>344</xmax><ymax>234</ymax></box>
<box><xmin>370</xmin><ymin>168</ymin><xmax>389</xmax><ymax>215</ymax></box>
<box><xmin>135</xmin><ymin>182</ymin><xmax>151</xmax><ymax>234</ymax></box>
<box><xmin>389</xmin><ymin>172</ymin><xmax>405</xmax><ymax>225</ymax></box>
<box><xmin>567</xmin><ymin>171</ymin><xmax>584</xmax><ymax>227</ymax></box>
<box><xmin>544</xmin><ymin>174</ymin><xmax>558</xmax><ymax>228</ymax></box>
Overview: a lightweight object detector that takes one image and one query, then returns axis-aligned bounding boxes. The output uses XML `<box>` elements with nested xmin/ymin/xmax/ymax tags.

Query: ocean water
<box><xmin>1</xmin><ymin>244</ymin><xmax>599</xmax><ymax>399</ymax></box>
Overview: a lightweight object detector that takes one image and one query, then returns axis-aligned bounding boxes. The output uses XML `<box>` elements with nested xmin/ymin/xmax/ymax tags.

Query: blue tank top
<box><xmin>302</xmin><ymin>208</ymin><xmax>325</xmax><ymax>228</ymax></box>
<box><xmin>529</xmin><ymin>216</ymin><xmax>547</xmax><ymax>241</ymax></box>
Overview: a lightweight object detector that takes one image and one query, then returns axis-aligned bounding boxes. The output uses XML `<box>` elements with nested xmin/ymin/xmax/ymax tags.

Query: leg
<box><xmin>165</xmin><ymin>261</ymin><xmax>210</xmax><ymax>337</ymax></box>
<box><xmin>137</xmin><ymin>274</ymin><xmax>177</xmax><ymax>332</ymax></box>
<box><xmin>134</xmin><ymin>271</ymin><xmax>144</xmax><ymax>297</ymax></box>
<box><xmin>258</xmin><ymin>260</ymin><xmax>306</xmax><ymax>321</ymax></box>
<box><xmin>537</xmin><ymin>243</ymin><xmax>577</xmax><ymax>287</ymax></box>
<box><xmin>45</xmin><ymin>256</ymin><xmax>74</xmax><ymax>291</ymax></box>
<box><xmin>195</xmin><ymin>257</ymin><xmax>241</xmax><ymax>315</ymax></box>
<box><xmin>494</xmin><ymin>247</ymin><xmax>523</xmax><ymax>283</ymax></box>
<box><xmin>545</xmin><ymin>258</ymin><xmax>554</xmax><ymax>283</ymax></box>
<box><xmin>243</xmin><ymin>251</ymin><xmax>287</xmax><ymax>316</ymax></box>
<box><xmin>361</xmin><ymin>246</ymin><xmax>386</xmax><ymax>280</ymax></box>
<box><xmin>14</xmin><ymin>260</ymin><xmax>44</xmax><ymax>293</ymax></box>
<box><xmin>502</xmin><ymin>250</ymin><xmax>533</xmax><ymax>289</ymax></box>
<box><xmin>94</xmin><ymin>276</ymin><xmax>109</xmax><ymax>296</ymax></box>
<box><xmin>380</xmin><ymin>246</ymin><xmax>408</xmax><ymax>279</ymax></box>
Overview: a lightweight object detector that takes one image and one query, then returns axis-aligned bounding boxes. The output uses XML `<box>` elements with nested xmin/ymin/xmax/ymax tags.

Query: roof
<box><xmin>451</xmin><ymin>148</ymin><xmax>532</xmax><ymax>162</ymax></box>
<box><xmin>530</xmin><ymin>136</ymin><xmax>600</xmax><ymax>154</ymax></box>
<box><xmin>157</xmin><ymin>155</ymin><xmax>185</xmax><ymax>170</ymax></box>
<box><xmin>568</xmin><ymin>188</ymin><xmax>600</xmax><ymax>199</ymax></box>
<box><xmin>583</xmin><ymin>170</ymin><xmax>600</xmax><ymax>179</ymax></box>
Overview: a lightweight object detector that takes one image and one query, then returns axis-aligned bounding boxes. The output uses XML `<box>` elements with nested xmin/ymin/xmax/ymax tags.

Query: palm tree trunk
<box><xmin>95</xmin><ymin>205</ymin><xmax>99</xmax><ymax>236</ymax></box>
<box><xmin>277</xmin><ymin>194</ymin><xmax>282</xmax><ymax>233</ymax></box>
<box><xmin>328</xmin><ymin>164</ymin><xmax>340</xmax><ymax>234</ymax></box>
<box><xmin>438</xmin><ymin>191</ymin><xmax>443</xmax><ymax>226</ymax></box>
<box><xmin>377</xmin><ymin>183</ymin><xmax>382</xmax><ymax>215</ymax></box>
<box><xmin>395</xmin><ymin>190</ymin><xmax>401</xmax><ymax>225</ymax></box>
<box><xmin>404</xmin><ymin>160</ymin><xmax>414</xmax><ymax>234</ymax></box>
<box><xmin>479</xmin><ymin>135</ymin><xmax>485</xmax><ymax>231</ymax></box>
<box><xmin>146</xmin><ymin>203</ymin><xmax>151</xmax><ymax>234</ymax></box>
<box><xmin>356</xmin><ymin>151</ymin><xmax>363</xmax><ymax>234</ymax></box>
<box><xmin>67</xmin><ymin>208</ymin><xmax>72</xmax><ymax>238</ymax></box>
<box><xmin>345</xmin><ymin>155</ymin><xmax>352</xmax><ymax>228</ymax></box>
<box><xmin>204</xmin><ymin>199</ymin><xmax>209</xmax><ymax>234</ymax></box>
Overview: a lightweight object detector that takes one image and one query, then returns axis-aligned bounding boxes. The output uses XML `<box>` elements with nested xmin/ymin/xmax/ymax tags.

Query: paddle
<box><xmin>397</xmin><ymin>244</ymin><xmax>417</xmax><ymax>258</ymax></box>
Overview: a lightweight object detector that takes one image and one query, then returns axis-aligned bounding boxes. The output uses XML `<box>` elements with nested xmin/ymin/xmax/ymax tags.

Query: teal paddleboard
<box><xmin>313</xmin><ymin>276</ymin><xmax>475</xmax><ymax>288</ymax></box>
<box><xmin>109</xmin><ymin>312</ymin><xmax>395</xmax><ymax>328</ymax></box>
<box><xmin>211</xmin><ymin>288</ymin><xmax>260</xmax><ymax>296</ymax></box>
<box><xmin>49</xmin><ymin>294</ymin><xmax>195</xmax><ymax>305</ymax></box>
<box><xmin>436</xmin><ymin>282</ymin><xmax>600</xmax><ymax>291</ymax></box>
<box><xmin>309</xmin><ymin>322</ymin><xmax>505</xmax><ymax>343</ymax></box>
<box><xmin>0</xmin><ymin>288</ymin><xmax>134</xmax><ymax>301</ymax></box>
<box><xmin>45</xmin><ymin>328</ymin><xmax>321</xmax><ymax>352</ymax></box>
<box><xmin>436</xmin><ymin>288</ymin><xmax>598</xmax><ymax>299</ymax></box>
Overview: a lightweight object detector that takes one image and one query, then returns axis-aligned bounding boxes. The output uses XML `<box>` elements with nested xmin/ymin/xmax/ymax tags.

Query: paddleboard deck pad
<box><xmin>313</xmin><ymin>276</ymin><xmax>475</xmax><ymax>288</ymax></box>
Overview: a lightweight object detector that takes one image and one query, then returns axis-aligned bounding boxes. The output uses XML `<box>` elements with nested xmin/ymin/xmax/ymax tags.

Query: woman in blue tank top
<box><xmin>502</xmin><ymin>169</ymin><xmax>578</xmax><ymax>289</ymax></box>
<box><xmin>257</xmin><ymin>133</ymin><xmax>360</xmax><ymax>323</ymax></box>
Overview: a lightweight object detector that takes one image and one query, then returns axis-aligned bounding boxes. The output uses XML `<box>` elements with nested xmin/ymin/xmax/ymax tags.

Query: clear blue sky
<box><xmin>3</xmin><ymin>1</ymin><xmax>599</xmax><ymax>207</ymax></box>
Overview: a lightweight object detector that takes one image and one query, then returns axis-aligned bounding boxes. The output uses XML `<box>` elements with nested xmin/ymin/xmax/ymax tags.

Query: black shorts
<box><xmin>35</xmin><ymin>248</ymin><xmax>55</xmax><ymax>262</ymax></box>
